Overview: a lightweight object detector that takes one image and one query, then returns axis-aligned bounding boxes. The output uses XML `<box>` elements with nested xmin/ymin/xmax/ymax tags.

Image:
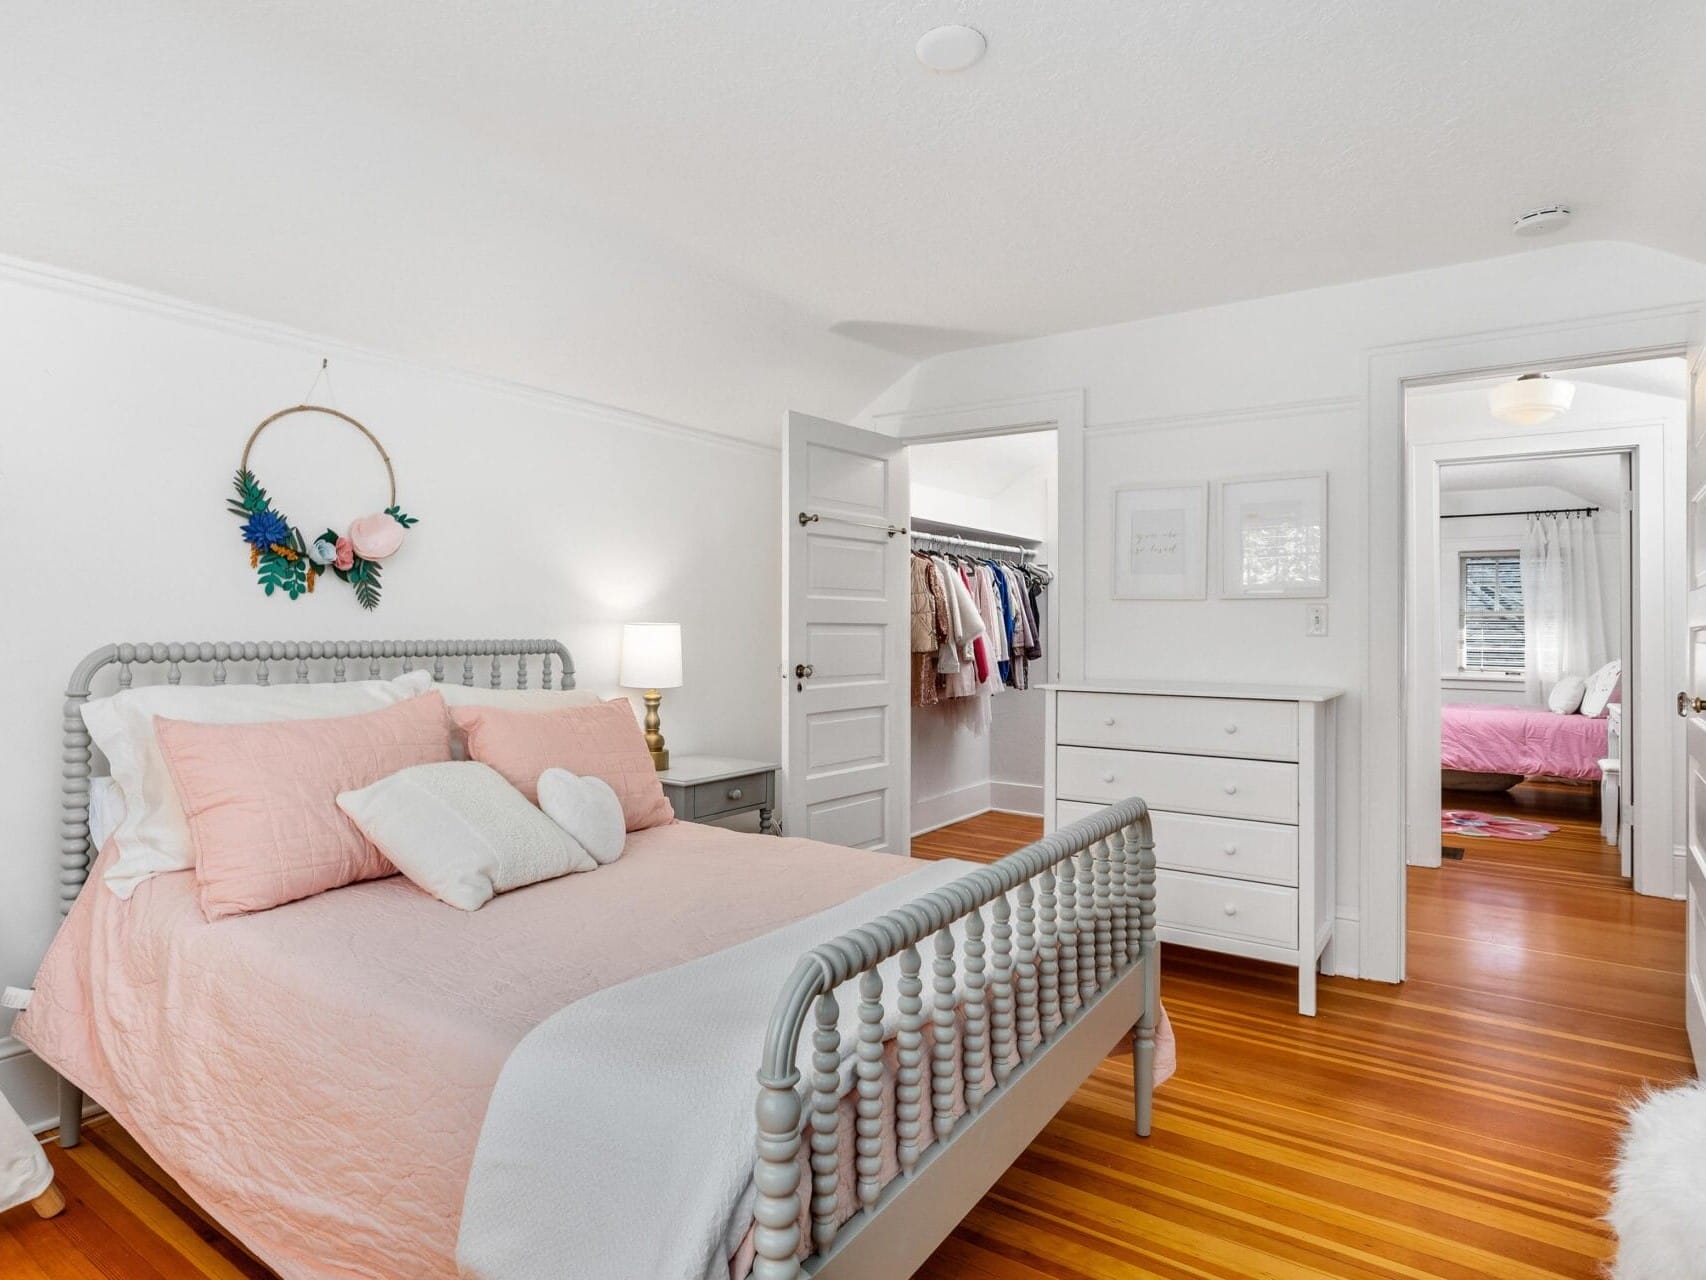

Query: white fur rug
<box><xmin>1608</xmin><ymin>1080</ymin><xmax>1706</xmax><ymax>1279</ymax></box>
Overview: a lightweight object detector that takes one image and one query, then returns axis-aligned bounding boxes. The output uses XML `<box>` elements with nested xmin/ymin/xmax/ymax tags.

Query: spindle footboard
<box><xmin>751</xmin><ymin>797</ymin><xmax>1158</xmax><ymax>1279</ymax></box>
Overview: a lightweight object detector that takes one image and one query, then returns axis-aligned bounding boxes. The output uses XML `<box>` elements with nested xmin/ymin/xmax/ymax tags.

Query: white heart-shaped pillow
<box><xmin>537</xmin><ymin>769</ymin><xmax>627</xmax><ymax>864</ymax></box>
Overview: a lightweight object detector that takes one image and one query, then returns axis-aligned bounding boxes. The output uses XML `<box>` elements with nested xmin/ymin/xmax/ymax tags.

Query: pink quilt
<box><xmin>1441</xmin><ymin>702</ymin><xmax>1608</xmax><ymax>782</ymax></box>
<box><xmin>17</xmin><ymin>823</ymin><xmax>1172</xmax><ymax>1280</ymax></box>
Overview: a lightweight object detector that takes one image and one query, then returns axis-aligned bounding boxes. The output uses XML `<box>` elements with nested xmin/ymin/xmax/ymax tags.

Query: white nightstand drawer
<box><xmin>1055</xmin><ymin>803</ymin><xmax>1298</xmax><ymax>886</ymax></box>
<box><xmin>1057</xmin><ymin>691</ymin><xmax>1297</xmax><ymax>762</ymax></box>
<box><xmin>1056</xmin><ymin>746</ymin><xmax>1298</xmax><ymax>824</ymax></box>
<box><xmin>1158</xmin><ymin>869</ymin><xmax>1298</xmax><ymax>948</ymax></box>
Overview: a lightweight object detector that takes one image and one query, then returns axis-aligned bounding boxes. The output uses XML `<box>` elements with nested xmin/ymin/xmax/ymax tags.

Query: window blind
<box><xmin>1460</xmin><ymin>553</ymin><xmax>1524</xmax><ymax>674</ymax></box>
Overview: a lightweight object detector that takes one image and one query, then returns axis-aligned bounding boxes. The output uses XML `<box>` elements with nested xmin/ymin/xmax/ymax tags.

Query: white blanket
<box><xmin>456</xmin><ymin>857</ymin><xmax>977</xmax><ymax>1280</ymax></box>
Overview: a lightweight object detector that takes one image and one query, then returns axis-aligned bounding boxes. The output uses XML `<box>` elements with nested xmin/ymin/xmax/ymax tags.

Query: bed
<box><xmin>1441</xmin><ymin>701</ymin><xmax>1609</xmax><ymax>786</ymax></box>
<box><xmin>18</xmin><ymin>638</ymin><xmax>1166</xmax><ymax>1280</ymax></box>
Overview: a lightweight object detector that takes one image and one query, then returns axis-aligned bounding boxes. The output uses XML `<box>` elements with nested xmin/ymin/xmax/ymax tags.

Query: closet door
<box><xmin>783</xmin><ymin>411</ymin><xmax>910</xmax><ymax>852</ymax></box>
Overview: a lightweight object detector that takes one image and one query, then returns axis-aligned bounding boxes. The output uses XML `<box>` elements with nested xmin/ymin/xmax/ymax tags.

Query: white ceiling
<box><xmin>5</xmin><ymin>4</ymin><xmax>1705</xmax><ymax>441</ymax></box>
<box><xmin>1440</xmin><ymin>453</ymin><xmax>1625</xmax><ymax>510</ymax></box>
<box><xmin>909</xmin><ymin>429</ymin><xmax>1057</xmax><ymax>499</ymax></box>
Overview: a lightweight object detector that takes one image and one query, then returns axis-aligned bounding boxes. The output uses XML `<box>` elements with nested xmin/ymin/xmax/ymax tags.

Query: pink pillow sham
<box><xmin>450</xmin><ymin>699</ymin><xmax>674</xmax><ymax>832</ymax></box>
<box><xmin>156</xmin><ymin>691</ymin><xmax>453</xmax><ymax>920</ymax></box>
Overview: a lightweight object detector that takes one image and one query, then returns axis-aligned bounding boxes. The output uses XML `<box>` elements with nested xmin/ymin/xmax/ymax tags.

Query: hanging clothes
<box><xmin>909</xmin><ymin>554</ymin><xmax>950</xmax><ymax>708</ymax></box>
<box><xmin>908</xmin><ymin>539</ymin><xmax>1050</xmax><ymax>699</ymax></box>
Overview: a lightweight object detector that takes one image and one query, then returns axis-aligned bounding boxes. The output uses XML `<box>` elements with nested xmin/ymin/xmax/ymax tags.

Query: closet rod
<box><xmin>1440</xmin><ymin>505</ymin><xmax>1599</xmax><ymax>519</ymax></box>
<box><xmin>912</xmin><ymin>530</ymin><xmax>1041</xmax><ymax>561</ymax></box>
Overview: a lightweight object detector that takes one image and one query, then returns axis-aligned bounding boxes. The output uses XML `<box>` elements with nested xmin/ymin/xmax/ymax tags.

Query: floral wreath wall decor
<box><xmin>226</xmin><ymin>405</ymin><xmax>418</xmax><ymax>610</ymax></box>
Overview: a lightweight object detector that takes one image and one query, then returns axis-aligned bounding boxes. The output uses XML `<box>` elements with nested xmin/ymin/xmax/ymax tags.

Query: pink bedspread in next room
<box><xmin>1441</xmin><ymin>702</ymin><xmax>1608</xmax><ymax>782</ymax></box>
<box><xmin>17</xmin><ymin>822</ymin><xmax>1173</xmax><ymax>1280</ymax></box>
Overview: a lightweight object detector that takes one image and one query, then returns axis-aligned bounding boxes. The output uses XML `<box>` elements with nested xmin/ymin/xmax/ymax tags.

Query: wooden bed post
<box><xmin>1130</xmin><ymin>819</ymin><xmax>1158</xmax><ymax>1138</ymax></box>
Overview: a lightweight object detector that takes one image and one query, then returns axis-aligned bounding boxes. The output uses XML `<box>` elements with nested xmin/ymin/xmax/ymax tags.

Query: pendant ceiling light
<box><xmin>1489</xmin><ymin>372</ymin><xmax>1575</xmax><ymax>425</ymax></box>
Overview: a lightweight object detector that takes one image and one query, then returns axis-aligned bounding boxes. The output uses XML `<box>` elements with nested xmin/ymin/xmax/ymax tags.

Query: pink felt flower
<box><xmin>348</xmin><ymin>513</ymin><xmax>405</xmax><ymax>561</ymax></box>
<box><xmin>333</xmin><ymin>536</ymin><xmax>355</xmax><ymax>571</ymax></box>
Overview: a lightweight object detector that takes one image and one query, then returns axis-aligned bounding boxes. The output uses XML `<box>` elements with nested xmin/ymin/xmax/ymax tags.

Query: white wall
<box><xmin>0</xmin><ymin>262</ymin><xmax>782</xmax><ymax>1125</ymax></box>
<box><xmin>861</xmin><ymin>240</ymin><xmax>1706</xmax><ymax>978</ymax></box>
<box><xmin>908</xmin><ymin>434</ymin><xmax>1057</xmax><ymax>832</ymax></box>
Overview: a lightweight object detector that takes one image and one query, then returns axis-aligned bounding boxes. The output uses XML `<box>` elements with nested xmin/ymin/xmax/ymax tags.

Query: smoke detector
<box><xmin>1512</xmin><ymin>206</ymin><xmax>1571</xmax><ymax>237</ymax></box>
<box><xmin>916</xmin><ymin>25</ymin><xmax>986</xmax><ymax>72</ymax></box>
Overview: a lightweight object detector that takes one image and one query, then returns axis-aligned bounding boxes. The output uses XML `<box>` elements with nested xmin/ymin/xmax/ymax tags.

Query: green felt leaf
<box><xmin>384</xmin><ymin>504</ymin><xmax>419</xmax><ymax>528</ymax></box>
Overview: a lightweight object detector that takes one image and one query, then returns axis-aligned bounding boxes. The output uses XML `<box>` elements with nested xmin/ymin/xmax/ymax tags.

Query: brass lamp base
<box><xmin>642</xmin><ymin>688</ymin><xmax>669</xmax><ymax>771</ymax></box>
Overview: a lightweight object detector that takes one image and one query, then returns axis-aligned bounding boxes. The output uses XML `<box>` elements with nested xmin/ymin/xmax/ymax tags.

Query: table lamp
<box><xmin>619</xmin><ymin>622</ymin><xmax>682</xmax><ymax>770</ymax></box>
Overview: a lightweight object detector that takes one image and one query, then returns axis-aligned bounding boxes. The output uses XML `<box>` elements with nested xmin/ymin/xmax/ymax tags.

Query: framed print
<box><xmin>1112</xmin><ymin>483</ymin><xmax>1207</xmax><ymax>599</ymax></box>
<box><xmin>1219</xmin><ymin>472</ymin><xmax>1328</xmax><ymax>598</ymax></box>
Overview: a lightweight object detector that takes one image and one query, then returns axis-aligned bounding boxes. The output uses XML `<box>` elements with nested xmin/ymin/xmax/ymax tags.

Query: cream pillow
<box><xmin>338</xmin><ymin>761</ymin><xmax>597</xmax><ymax>911</ymax></box>
<box><xmin>1581</xmin><ymin>660</ymin><xmax>1622</xmax><ymax>718</ymax></box>
<box><xmin>84</xmin><ymin>669</ymin><xmax>435</xmax><ymax>899</ymax></box>
<box><xmin>435</xmin><ymin>684</ymin><xmax>604</xmax><ymax>709</ymax></box>
<box><xmin>1548</xmin><ymin>675</ymin><xmax>1588</xmax><ymax>715</ymax></box>
<box><xmin>537</xmin><ymin>768</ymin><xmax>627</xmax><ymax>864</ymax></box>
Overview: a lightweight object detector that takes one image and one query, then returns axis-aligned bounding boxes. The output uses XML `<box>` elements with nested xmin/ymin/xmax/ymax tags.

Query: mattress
<box><xmin>1441</xmin><ymin>701</ymin><xmax>1609</xmax><ymax>782</ymax></box>
<box><xmin>15</xmin><ymin>823</ymin><xmax>929</xmax><ymax>1280</ymax></box>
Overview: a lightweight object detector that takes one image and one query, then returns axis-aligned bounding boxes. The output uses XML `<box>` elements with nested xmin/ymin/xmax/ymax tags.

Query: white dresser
<box><xmin>1043</xmin><ymin>681</ymin><xmax>1341</xmax><ymax>1015</ymax></box>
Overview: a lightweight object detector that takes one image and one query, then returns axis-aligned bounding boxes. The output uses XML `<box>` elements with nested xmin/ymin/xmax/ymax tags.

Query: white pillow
<box><xmin>1581</xmin><ymin>660</ymin><xmax>1622</xmax><ymax>718</ymax></box>
<box><xmin>1548</xmin><ymin>675</ymin><xmax>1587</xmax><ymax>715</ymax></box>
<box><xmin>537</xmin><ymin>768</ymin><xmax>627</xmax><ymax>864</ymax></box>
<box><xmin>338</xmin><ymin>761</ymin><xmax>597</xmax><ymax>910</ymax></box>
<box><xmin>84</xmin><ymin>669</ymin><xmax>434</xmax><ymax>899</ymax></box>
<box><xmin>88</xmin><ymin>777</ymin><xmax>125</xmax><ymax>852</ymax></box>
<box><xmin>435</xmin><ymin>685</ymin><xmax>603</xmax><ymax>709</ymax></box>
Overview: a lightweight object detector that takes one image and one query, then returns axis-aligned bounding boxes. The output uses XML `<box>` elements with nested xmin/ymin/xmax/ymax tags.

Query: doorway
<box><xmin>781</xmin><ymin>410</ymin><xmax>1064</xmax><ymax>853</ymax></box>
<box><xmin>1402</xmin><ymin>356</ymin><xmax>1688</xmax><ymax>906</ymax></box>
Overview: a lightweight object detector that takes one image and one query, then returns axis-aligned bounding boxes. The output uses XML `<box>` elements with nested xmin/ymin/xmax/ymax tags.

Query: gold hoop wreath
<box><xmin>227</xmin><ymin>405</ymin><xmax>418</xmax><ymax>610</ymax></box>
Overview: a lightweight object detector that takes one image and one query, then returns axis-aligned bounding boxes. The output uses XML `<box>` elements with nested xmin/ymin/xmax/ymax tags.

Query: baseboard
<box><xmin>911</xmin><ymin>782</ymin><xmax>992</xmax><ymax>838</ymax></box>
<box><xmin>1675</xmin><ymin>843</ymin><xmax>1691</xmax><ymax>901</ymax></box>
<box><xmin>1326</xmin><ymin>912</ymin><xmax>1364</xmax><ymax>980</ymax></box>
<box><xmin>988</xmin><ymin>780</ymin><xmax>1043</xmax><ymax>817</ymax></box>
<box><xmin>0</xmin><ymin>1036</ymin><xmax>63</xmax><ymax>1133</ymax></box>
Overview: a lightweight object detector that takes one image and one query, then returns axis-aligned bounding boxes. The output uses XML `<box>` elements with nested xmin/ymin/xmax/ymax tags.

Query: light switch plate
<box><xmin>1305</xmin><ymin>604</ymin><xmax>1328</xmax><ymax>636</ymax></box>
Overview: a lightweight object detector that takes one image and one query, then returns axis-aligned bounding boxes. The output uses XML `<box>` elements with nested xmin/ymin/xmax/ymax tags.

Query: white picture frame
<box><xmin>1218</xmin><ymin>472</ymin><xmax>1328</xmax><ymax>598</ymax></box>
<box><xmin>1112</xmin><ymin>483</ymin><xmax>1208</xmax><ymax>599</ymax></box>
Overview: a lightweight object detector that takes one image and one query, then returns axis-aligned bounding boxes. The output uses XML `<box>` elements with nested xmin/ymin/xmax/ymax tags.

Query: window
<box><xmin>1459</xmin><ymin>552</ymin><xmax>1524</xmax><ymax>674</ymax></box>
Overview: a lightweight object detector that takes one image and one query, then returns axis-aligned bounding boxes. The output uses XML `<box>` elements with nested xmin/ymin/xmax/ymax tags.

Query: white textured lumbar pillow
<box><xmin>1548</xmin><ymin>675</ymin><xmax>1587</xmax><ymax>715</ymax></box>
<box><xmin>537</xmin><ymin>768</ymin><xmax>627</xmax><ymax>864</ymax></box>
<box><xmin>1581</xmin><ymin>660</ymin><xmax>1621</xmax><ymax>718</ymax></box>
<box><xmin>338</xmin><ymin>761</ymin><xmax>596</xmax><ymax>910</ymax></box>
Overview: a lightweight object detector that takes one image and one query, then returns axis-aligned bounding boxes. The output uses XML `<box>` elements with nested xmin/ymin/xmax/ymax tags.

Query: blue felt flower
<box><xmin>242</xmin><ymin>509</ymin><xmax>290</xmax><ymax>550</ymax></box>
<box><xmin>309</xmin><ymin>537</ymin><xmax>338</xmax><ymax>566</ymax></box>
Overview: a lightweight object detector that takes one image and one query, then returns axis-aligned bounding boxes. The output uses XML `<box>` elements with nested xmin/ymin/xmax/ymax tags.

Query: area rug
<box><xmin>1441</xmin><ymin>810</ymin><xmax>1558</xmax><ymax>841</ymax></box>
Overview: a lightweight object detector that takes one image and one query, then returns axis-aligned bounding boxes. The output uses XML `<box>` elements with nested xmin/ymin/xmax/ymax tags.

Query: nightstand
<box><xmin>658</xmin><ymin>756</ymin><xmax>780</xmax><ymax>834</ymax></box>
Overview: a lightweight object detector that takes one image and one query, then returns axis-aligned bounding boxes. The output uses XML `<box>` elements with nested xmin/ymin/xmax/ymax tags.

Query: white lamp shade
<box><xmin>619</xmin><ymin>623</ymin><xmax>682</xmax><ymax>689</ymax></box>
<box><xmin>1488</xmin><ymin>373</ymin><xmax>1575</xmax><ymax>425</ymax></box>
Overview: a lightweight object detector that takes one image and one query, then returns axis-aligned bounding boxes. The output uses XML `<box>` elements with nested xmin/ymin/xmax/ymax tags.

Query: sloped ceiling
<box><xmin>4</xmin><ymin>3</ymin><xmax>1703</xmax><ymax>443</ymax></box>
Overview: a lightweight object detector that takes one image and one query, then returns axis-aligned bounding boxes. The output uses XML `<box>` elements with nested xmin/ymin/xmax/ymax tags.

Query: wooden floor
<box><xmin>4</xmin><ymin>790</ymin><xmax>1689</xmax><ymax>1278</ymax></box>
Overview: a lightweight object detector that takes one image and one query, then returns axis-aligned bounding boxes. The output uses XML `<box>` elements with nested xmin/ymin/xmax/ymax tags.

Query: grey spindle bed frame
<box><xmin>52</xmin><ymin>638</ymin><xmax>1159</xmax><ymax>1280</ymax></box>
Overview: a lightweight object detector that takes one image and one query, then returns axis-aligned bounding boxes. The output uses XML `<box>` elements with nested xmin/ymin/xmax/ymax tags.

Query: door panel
<box><xmin>784</xmin><ymin>411</ymin><xmax>909</xmax><ymax>852</ymax></box>
<box><xmin>1686</xmin><ymin>355</ymin><xmax>1706</xmax><ymax>1073</ymax></box>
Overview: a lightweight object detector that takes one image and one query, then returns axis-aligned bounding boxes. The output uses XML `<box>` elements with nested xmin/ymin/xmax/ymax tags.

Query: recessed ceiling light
<box><xmin>1512</xmin><ymin>206</ymin><xmax>1571</xmax><ymax>236</ymax></box>
<box><xmin>916</xmin><ymin>25</ymin><xmax>986</xmax><ymax>72</ymax></box>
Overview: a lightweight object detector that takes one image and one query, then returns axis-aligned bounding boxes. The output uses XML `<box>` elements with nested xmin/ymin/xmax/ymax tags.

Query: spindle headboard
<box><xmin>59</xmin><ymin>638</ymin><xmax>575</xmax><ymax>911</ymax></box>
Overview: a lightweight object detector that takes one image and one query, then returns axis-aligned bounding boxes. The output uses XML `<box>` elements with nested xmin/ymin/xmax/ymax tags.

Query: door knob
<box><xmin>1679</xmin><ymin>691</ymin><xmax>1706</xmax><ymax>717</ymax></box>
<box><xmin>794</xmin><ymin>663</ymin><xmax>814</xmax><ymax>679</ymax></box>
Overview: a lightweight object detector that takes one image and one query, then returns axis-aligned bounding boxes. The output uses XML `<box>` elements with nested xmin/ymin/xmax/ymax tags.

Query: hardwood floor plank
<box><xmin>3</xmin><ymin>791</ymin><xmax>1685</xmax><ymax>1278</ymax></box>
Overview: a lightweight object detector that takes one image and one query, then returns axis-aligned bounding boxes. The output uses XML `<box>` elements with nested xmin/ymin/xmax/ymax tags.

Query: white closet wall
<box><xmin>909</xmin><ymin>433</ymin><xmax>1057</xmax><ymax>834</ymax></box>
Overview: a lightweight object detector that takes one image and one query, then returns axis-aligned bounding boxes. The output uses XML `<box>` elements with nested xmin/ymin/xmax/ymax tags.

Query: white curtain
<box><xmin>1520</xmin><ymin>512</ymin><xmax>1607</xmax><ymax>704</ymax></box>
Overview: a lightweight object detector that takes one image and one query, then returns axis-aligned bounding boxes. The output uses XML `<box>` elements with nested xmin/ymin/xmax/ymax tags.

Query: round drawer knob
<box><xmin>1101</xmin><ymin>771</ymin><xmax>1116</xmax><ymax>784</ymax></box>
<box><xmin>727</xmin><ymin>787</ymin><xmax>744</xmax><ymax>801</ymax></box>
<box><xmin>1103</xmin><ymin>716</ymin><xmax>1116</xmax><ymax>727</ymax></box>
<box><xmin>1224</xmin><ymin>722</ymin><xmax>1238</xmax><ymax>734</ymax></box>
<box><xmin>1223</xmin><ymin>843</ymin><xmax>1238</xmax><ymax>855</ymax></box>
<box><xmin>1223</xmin><ymin>902</ymin><xmax>1238</xmax><ymax>917</ymax></box>
<box><xmin>1223</xmin><ymin>782</ymin><xmax>1238</xmax><ymax>795</ymax></box>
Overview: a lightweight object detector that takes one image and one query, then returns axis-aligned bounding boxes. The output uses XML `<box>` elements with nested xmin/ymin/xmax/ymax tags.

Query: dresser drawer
<box><xmin>1057</xmin><ymin>692</ymin><xmax>1297</xmax><ymax>762</ymax></box>
<box><xmin>1158</xmin><ymin>869</ymin><xmax>1298</xmax><ymax>948</ymax></box>
<box><xmin>1056</xmin><ymin>746</ymin><xmax>1298</xmax><ymax>824</ymax></box>
<box><xmin>1055</xmin><ymin>803</ymin><xmax>1298</xmax><ymax>885</ymax></box>
<box><xmin>674</xmin><ymin>771</ymin><xmax>774</xmax><ymax>820</ymax></box>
